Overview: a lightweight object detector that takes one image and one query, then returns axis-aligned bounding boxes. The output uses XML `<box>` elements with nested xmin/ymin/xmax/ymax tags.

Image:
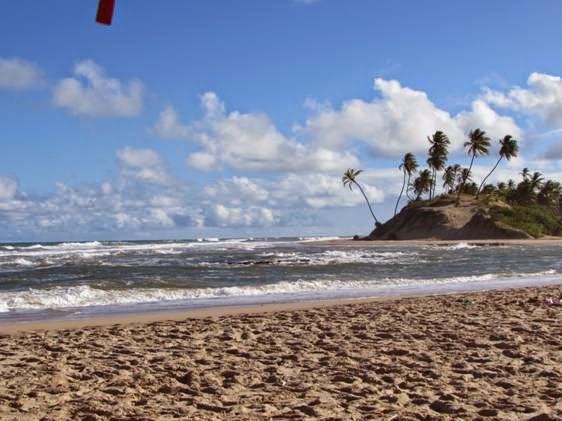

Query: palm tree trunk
<box><xmin>476</xmin><ymin>157</ymin><xmax>502</xmax><ymax>197</ymax></box>
<box><xmin>429</xmin><ymin>168</ymin><xmax>434</xmax><ymax>200</ymax></box>
<box><xmin>353</xmin><ymin>181</ymin><xmax>379</xmax><ymax>224</ymax></box>
<box><xmin>394</xmin><ymin>170</ymin><xmax>406</xmax><ymax>216</ymax></box>
<box><xmin>405</xmin><ymin>174</ymin><xmax>413</xmax><ymax>200</ymax></box>
<box><xmin>432</xmin><ymin>169</ymin><xmax>437</xmax><ymax>199</ymax></box>
<box><xmin>456</xmin><ymin>154</ymin><xmax>475</xmax><ymax>206</ymax></box>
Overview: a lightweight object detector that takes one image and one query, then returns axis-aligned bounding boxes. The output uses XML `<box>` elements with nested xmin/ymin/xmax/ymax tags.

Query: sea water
<box><xmin>0</xmin><ymin>237</ymin><xmax>561</xmax><ymax>322</ymax></box>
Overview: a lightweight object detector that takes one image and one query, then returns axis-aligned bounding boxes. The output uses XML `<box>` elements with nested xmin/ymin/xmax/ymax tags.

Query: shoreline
<box><xmin>310</xmin><ymin>237</ymin><xmax>562</xmax><ymax>247</ymax></box>
<box><xmin>2</xmin><ymin>279</ymin><xmax>562</xmax><ymax>334</ymax></box>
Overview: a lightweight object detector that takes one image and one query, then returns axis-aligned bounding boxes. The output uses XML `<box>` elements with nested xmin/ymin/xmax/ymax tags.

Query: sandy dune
<box><xmin>1</xmin><ymin>286</ymin><xmax>561</xmax><ymax>420</ymax></box>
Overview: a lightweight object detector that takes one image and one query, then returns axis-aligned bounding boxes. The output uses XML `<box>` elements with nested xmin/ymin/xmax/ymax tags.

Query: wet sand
<box><xmin>1</xmin><ymin>285</ymin><xmax>561</xmax><ymax>420</ymax></box>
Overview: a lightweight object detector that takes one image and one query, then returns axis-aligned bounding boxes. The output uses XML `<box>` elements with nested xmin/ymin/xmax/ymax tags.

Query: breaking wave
<box><xmin>0</xmin><ymin>270</ymin><xmax>558</xmax><ymax>313</ymax></box>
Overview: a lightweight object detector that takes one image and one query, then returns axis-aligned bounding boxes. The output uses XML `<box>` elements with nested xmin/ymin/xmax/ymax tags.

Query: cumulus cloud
<box><xmin>203</xmin><ymin>173</ymin><xmax>384</xmax><ymax>211</ymax></box>
<box><xmin>206</xmin><ymin>205</ymin><xmax>276</xmax><ymax>228</ymax></box>
<box><xmin>0</xmin><ymin>57</ymin><xmax>43</xmax><ymax>90</ymax></box>
<box><xmin>0</xmin><ymin>177</ymin><xmax>18</xmax><ymax>201</ymax></box>
<box><xmin>204</xmin><ymin>176</ymin><xmax>269</xmax><ymax>206</ymax></box>
<box><xmin>484</xmin><ymin>72</ymin><xmax>562</xmax><ymax>128</ymax></box>
<box><xmin>455</xmin><ymin>99</ymin><xmax>522</xmax><ymax>140</ymax></box>
<box><xmin>153</xmin><ymin>92</ymin><xmax>359</xmax><ymax>173</ymax></box>
<box><xmin>271</xmin><ymin>173</ymin><xmax>384</xmax><ymax>209</ymax></box>
<box><xmin>303</xmin><ymin>78</ymin><xmax>522</xmax><ymax>157</ymax></box>
<box><xmin>53</xmin><ymin>60</ymin><xmax>143</xmax><ymax>118</ymax></box>
<box><xmin>117</xmin><ymin>147</ymin><xmax>172</xmax><ymax>185</ymax></box>
<box><xmin>152</xmin><ymin>105</ymin><xmax>190</xmax><ymax>139</ymax></box>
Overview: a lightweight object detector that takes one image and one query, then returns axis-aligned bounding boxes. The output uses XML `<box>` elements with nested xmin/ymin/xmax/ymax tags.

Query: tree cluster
<box><xmin>342</xmin><ymin>128</ymin><xmax>562</xmax><ymax>228</ymax></box>
<box><xmin>394</xmin><ymin>129</ymin><xmax>561</xmax><ymax>215</ymax></box>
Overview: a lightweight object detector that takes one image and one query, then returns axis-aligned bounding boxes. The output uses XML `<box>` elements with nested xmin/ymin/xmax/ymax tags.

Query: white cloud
<box><xmin>455</xmin><ymin>99</ymin><xmax>522</xmax><ymax>140</ymax></box>
<box><xmin>53</xmin><ymin>60</ymin><xmax>143</xmax><ymax>118</ymax></box>
<box><xmin>203</xmin><ymin>173</ymin><xmax>384</xmax><ymax>212</ymax></box>
<box><xmin>484</xmin><ymin>72</ymin><xmax>562</xmax><ymax>128</ymax></box>
<box><xmin>0</xmin><ymin>177</ymin><xmax>18</xmax><ymax>201</ymax></box>
<box><xmin>149</xmin><ymin>208</ymin><xmax>175</xmax><ymax>227</ymax></box>
<box><xmin>303</xmin><ymin>78</ymin><xmax>522</xmax><ymax>157</ymax></box>
<box><xmin>153</xmin><ymin>93</ymin><xmax>359</xmax><ymax>173</ymax></box>
<box><xmin>117</xmin><ymin>147</ymin><xmax>172</xmax><ymax>185</ymax></box>
<box><xmin>152</xmin><ymin>105</ymin><xmax>190</xmax><ymax>138</ymax></box>
<box><xmin>272</xmin><ymin>173</ymin><xmax>384</xmax><ymax>209</ymax></box>
<box><xmin>0</xmin><ymin>57</ymin><xmax>43</xmax><ymax>90</ymax></box>
<box><xmin>208</xmin><ymin>204</ymin><xmax>276</xmax><ymax>227</ymax></box>
<box><xmin>204</xmin><ymin>176</ymin><xmax>269</xmax><ymax>206</ymax></box>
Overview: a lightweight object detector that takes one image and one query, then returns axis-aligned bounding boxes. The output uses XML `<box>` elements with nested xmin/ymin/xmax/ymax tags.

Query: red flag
<box><xmin>96</xmin><ymin>0</ymin><xmax>115</xmax><ymax>25</ymax></box>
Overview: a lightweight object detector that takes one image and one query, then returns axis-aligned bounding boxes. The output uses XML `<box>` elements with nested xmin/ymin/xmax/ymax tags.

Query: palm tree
<box><xmin>521</xmin><ymin>167</ymin><xmax>530</xmax><ymax>181</ymax></box>
<box><xmin>529</xmin><ymin>171</ymin><xmax>544</xmax><ymax>192</ymax></box>
<box><xmin>394</xmin><ymin>153</ymin><xmax>418</xmax><ymax>215</ymax></box>
<box><xmin>458</xmin><ymin>168</ymin><xmax>473</xmax><ymax>193</ymax></box>
<box><xmin>442</xmin><ymin>165</ymin><xmax>459</xmax><ymax>194</ymax></box>
<box><xmin>538</xmin><ymin>180</ymin><xmax>562</xmax><ymax>208</ymax></box>
<box><xmin>427</xmin><ymin>131</ymin><xmax>450</xmax><ymax>199</ymax></box>
<box><xmin>477</xmin><ymin>135</ymin><xmax>519</xmax><ymax>197</ymax></box>
<box><xmin>413</xmin><ymin>169</ymin><xmax>433</xmax><ymax>200</ymax></box>
<box><xmin>342</xmin><ymin>168</ymin><xmax>380</xmax><ymax>226</ymax></box>
<box><xmin>456</xmin><ymin>128</ymin><xmax>490</xmax><ymax>205</ymax></box>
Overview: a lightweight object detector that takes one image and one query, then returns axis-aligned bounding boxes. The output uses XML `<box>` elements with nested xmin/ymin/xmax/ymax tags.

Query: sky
<box><xmin>1</xmin><ymin>0</ymin><xmax>562</xmax><ymax>242</ymax></box>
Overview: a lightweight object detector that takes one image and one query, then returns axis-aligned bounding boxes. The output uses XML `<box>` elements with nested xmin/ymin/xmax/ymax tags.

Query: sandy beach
<box><xmin>0</xmin><ymin>285</ymin><xmax>561</xmax><ymax>420</ymax></box>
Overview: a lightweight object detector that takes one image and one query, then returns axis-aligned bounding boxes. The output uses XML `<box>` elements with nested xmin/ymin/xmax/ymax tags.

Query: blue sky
<box><xmin>1</xmin><ymin>0</ymin><xmax>562</xmax><ymax>241</ymax></box>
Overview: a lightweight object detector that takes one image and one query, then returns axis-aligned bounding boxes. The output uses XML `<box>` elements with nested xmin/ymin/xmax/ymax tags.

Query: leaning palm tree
<box><xmin>342</xmin><ymin>168</ymin><xmax>380</xmax><ymax>226</ymax></box>
<box><xmin>476</xmin><ymin>135</ymin><xmax>519</xmax><ymax>197</ymax></box>
<box><xmin>394</xmin><ymin>153</ymin><xmax>418</xmax><ymax>215</ymax></box>
<box><xmin>456</xmin><ymin>128</ymin><xmax>490</xmax><ymax>205</ymax></box>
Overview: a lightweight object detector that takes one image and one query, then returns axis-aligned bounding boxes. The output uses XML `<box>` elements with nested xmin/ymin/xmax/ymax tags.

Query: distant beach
<box><xmin>312</xmin><ymin>237</ymin><xmax>562</xmax><ymax>247</ymax></box>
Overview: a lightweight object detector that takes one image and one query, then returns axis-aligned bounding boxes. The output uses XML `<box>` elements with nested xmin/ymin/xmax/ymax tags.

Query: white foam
<box><xmin>1</xmin><ymin>270</ymin><xmax>559</xmax><ymax>313</ymax></box>
<box><xmin>255</xmin><ymin>249</ymin><xmax>419</xmax><ymax>266</ymax></box>
<box><xmin>424</xmin><ymin>242</ymin><xmax>479</xmax><ymax>251</ymax></box>
<box><xmin>14</xmin><ymin>258</ymin><xmax>34</xmax><ymax>266</ymax></box>
<box><xmin>298</xmin><ymin>236</ymin><xmax>344</xmax><ymax>242</ymax></box>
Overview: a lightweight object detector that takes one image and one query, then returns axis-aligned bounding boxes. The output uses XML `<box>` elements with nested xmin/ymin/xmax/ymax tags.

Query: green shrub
<box><xmin>490</xmin><ymin>204</ymin><xmax>562</xmax><ymax>237</ymax></box>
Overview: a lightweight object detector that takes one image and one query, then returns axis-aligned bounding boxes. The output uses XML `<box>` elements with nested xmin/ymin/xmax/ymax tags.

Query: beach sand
<box><xmin>1</xmin><ymin>286</ymin><xmax>561</xmax><ymax>420</ymax></box>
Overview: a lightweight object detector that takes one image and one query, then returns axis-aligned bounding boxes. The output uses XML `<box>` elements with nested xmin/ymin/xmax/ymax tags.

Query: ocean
<box><xmin>0</xmin><ymin>237</ymin><xmax>561</xmax><ymax>323</ymax></box>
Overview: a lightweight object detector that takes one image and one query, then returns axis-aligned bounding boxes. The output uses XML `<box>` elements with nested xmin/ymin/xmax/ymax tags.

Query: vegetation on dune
<box><xmin>490</xmin><ymin>204</ymin><xmax>562</xmax><ymax>238</ymax></box>
<box><xmin>343</xmin><ymin>126</ymin><xmax>562</xmax><ymax>238</ymax></box>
